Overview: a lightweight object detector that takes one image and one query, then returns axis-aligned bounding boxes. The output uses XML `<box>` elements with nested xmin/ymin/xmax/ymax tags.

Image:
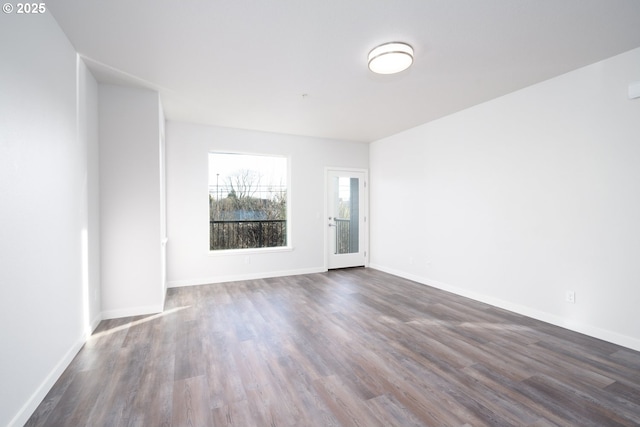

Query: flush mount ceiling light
<box><xmin>368</xmin><ymin>42</ymin><xmax>414</xmax><ymax>74</ymax></box>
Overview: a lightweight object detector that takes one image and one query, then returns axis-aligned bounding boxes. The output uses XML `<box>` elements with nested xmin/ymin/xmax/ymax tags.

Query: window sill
<box><xmin>208</xmin><ymin>246</ymin><xmax>294</xmax><ymax>257</ymax></box>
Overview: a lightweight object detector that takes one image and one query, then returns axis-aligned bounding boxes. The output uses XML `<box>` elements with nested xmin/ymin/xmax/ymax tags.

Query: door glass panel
<box><xmin>332</xmin><ymin>176</ymin><xmax>359</xmax><ymax>254</ymax></box>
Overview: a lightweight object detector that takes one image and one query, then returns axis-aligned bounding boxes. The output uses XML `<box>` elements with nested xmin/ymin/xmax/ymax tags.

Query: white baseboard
<box><xmin>8</xmin><ymin>335</ymin><xmax>86</xmax><ymax>427</ymax></box>
<box><xmin>369</xmin><ymin>263</ymin><xmax>640</xmax><ymax>352</ymax></box>
<box><xmin>167</xmin><ymin>266</ymin><xmax>327</xmax><ymax>288</ymax></box>
<box><xmin>101</xmin><ymin>304</ymin><xmax>164</xmax><ymax>320</ymax></box>
<box><xmin>89</xmin><ymin>312</ymin><xmax>102</xmax><ymax>333</ymax></box>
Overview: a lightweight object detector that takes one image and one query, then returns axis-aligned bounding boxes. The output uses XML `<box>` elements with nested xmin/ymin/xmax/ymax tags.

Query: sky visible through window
<box><xmin>208</xmin><ymin>152</ymin><xmax>287</xmax><ymax>200</ymax></box>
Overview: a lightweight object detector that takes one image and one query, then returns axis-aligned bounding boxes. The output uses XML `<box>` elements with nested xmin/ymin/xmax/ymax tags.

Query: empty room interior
<box><xmin>3</xmin><ymin>1</ymin><xmax>640</xmax><ymax>426</ymax></box>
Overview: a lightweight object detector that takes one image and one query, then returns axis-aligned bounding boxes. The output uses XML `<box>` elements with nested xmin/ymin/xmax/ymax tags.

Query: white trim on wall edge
<box><xmin>8</xmin><ymin>335</ymin><xmax>86</xmax><ymax>427</ymax></box>
<box><xmin>369</xmin><ymin>263</ymin><xmax>640</xmax><ymax>352</ymax></box>
<box><xmin>167</xmin><ymin>266</ymin><xmax>327</xmax><ymax>288</ymax></box>
<box><xmin>101</xmin><ymin>304</ymin><xmax>164</xmax><ymax>320</ymax></box>
<box><xmin>90</xmin><ymin>313</ymin><xmax>102</xmax><ymax>333</ymax></box>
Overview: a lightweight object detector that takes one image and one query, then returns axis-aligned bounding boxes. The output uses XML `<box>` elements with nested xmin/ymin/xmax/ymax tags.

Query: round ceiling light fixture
<box><xmin>368</xmin><ymin>42</ymin><xmax>414</xmax><ymax>74</ymax></box>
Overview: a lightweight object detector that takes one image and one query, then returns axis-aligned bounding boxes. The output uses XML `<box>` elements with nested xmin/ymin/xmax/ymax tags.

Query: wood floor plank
<box><xmin>26</xmin><ymin>268</ymin><xmax>640</xmax><ymax>426</ymax></box>
<box><xmin>312</xmin><ymin>374</ymin><xmax>384</xmax><ymax>427</ymax></box>
<box><xmin>172</xmin><ymin>375</ymin><xmax>213</xmax><ymax>427</ymax></box>
<box><xmin>212</xmin><ymin>400</ymin><xmax>256</xmax><ymax>426</ymax></box>
<box><xmin>275</xmin><ymin>355</ymin><xmax>342</xmax><ymax>426</ymax></box>
<box><xmin>204</xmin><ymin>330</ymin><xmax>247</xmax><ymax>409</ymax></box>
<box><xmin>466</xmin><ymin>362</ymin><xmax>579</xmax><ymax>427</ymax></box>
<box><xmin>365</xmin><ymin>393</ymin><xmax>426</xmax><ymax>427</ymax></box>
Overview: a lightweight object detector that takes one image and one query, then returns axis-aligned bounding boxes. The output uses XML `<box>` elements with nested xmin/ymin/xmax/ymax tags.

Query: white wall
<box><xmin>99</xmin><ymin>85</ymin><xmax>165</xmax><ymax>318</ymax></box>
<box><xmin>370</xmin><ymin>47</ymin><xmax>640</xmax><ymax>351</ymax></box>
<box><xmin>160</xmin><ymin>105</ymin><xmax>168</xmax><ymax>294</ymax></box>
<box><xmin>78</xmin><ymin>59</ymin><xmax>102</xmax><ymax>330</ymax></box>
<box><xmin>166</xmin><ymin>121</ymin><xmax>369</xmax><ymax>286</ymax></box>
<box><xmin>0</xmin><ymin>13</ymin><xmax>100</xmax><ymax>427</ymax></box>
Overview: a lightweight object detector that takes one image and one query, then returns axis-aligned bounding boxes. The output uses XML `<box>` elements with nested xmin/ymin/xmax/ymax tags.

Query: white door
<box><xmin>327</xmin><ymin>169</ymin><xmax>367</xmax><ymax>269</ymax></box>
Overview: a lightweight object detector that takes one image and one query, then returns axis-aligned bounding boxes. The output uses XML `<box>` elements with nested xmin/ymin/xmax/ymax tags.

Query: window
<box><xmin>208</xmin><ymin>153</ymin><xmax>288</xmax><ymax>251</ymax></box>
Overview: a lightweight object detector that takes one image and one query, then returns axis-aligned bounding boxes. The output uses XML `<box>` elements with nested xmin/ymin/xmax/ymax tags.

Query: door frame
<box><xmin>324</xmin><ymin>167</ymin><xmax>369</xmax><ymax>270</ymax></box>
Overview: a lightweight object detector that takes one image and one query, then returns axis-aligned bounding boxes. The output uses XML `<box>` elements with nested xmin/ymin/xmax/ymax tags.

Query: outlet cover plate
<box><xmin>629</xmin><ymin>81</ymin><xmax>640</xmax><ymax>99</ymax></box>
<box><xmin>565</xmin><ymin>291</ymin><xmax>576</xmax><ymax>304</ymax></box>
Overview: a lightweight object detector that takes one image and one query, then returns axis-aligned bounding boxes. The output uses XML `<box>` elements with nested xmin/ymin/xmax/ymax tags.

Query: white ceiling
<box><xmin>48</xmin><ymin>0</ymin><xmax>640</xmax><ymax>142</ymax></box>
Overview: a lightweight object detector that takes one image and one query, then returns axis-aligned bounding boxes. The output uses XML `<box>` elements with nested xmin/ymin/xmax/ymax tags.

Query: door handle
<box><xmin>328</xmin><ymin>223</ymin><xmax>335</xmax><ymax>227</ymax></box>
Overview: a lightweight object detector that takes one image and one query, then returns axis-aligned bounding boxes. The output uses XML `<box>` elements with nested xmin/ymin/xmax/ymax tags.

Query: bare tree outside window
<box><xmin>209</xmin><ymin>153</ymin><xmax>288</xmax><ymax>250</ymax></box>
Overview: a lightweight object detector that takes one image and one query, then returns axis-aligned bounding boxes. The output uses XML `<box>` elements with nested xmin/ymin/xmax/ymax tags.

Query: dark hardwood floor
<box><xmin>27</xmin><ymin>268</ymin><xmax>640</xmax><ymax>426</ymax></box>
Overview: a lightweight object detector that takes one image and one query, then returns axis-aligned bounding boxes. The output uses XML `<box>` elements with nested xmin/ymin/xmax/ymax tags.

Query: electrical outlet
<box><xmin>565</xmin><ymin>291</ymin><xmax>576</xmax><ymax>304</ymax></box>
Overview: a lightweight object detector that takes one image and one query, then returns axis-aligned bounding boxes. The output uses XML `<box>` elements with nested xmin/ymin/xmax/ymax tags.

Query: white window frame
<box><xmin>207</xmin><ymin>151</ymin><xmax>292</xmax><ymax>255</ymax></box>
